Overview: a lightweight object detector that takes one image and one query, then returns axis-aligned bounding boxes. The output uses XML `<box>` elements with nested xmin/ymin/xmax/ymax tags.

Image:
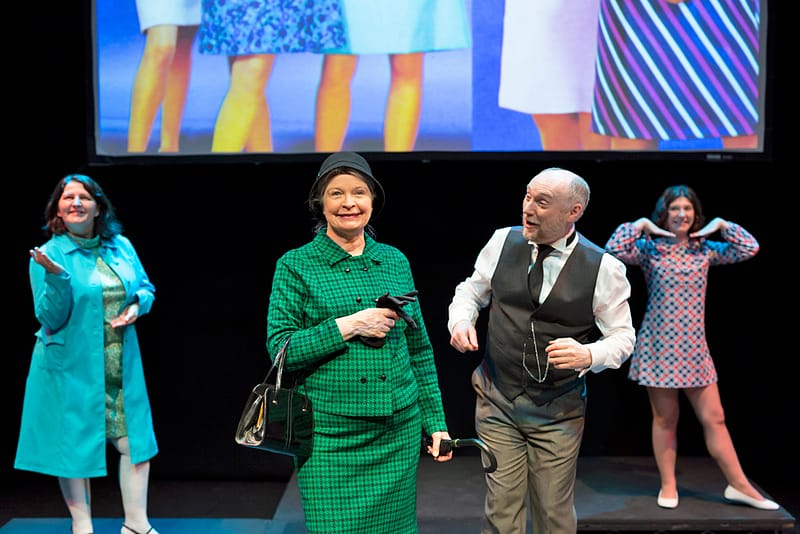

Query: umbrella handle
<box><xmin>422</xmin><ymin>436</ymin><xmax>498</xmax><ymax>473</ymax></box>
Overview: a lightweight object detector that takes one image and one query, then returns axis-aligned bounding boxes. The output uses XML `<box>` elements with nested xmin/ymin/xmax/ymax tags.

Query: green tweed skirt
<box><xmin>297</xmin><ymin>402</ymin><xmax>421</xmax><ymax>533</ymax></box>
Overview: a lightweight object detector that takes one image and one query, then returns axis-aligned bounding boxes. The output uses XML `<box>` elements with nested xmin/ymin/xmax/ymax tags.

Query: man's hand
<box><xmin>546</xmin><ymin>337</ymin><xmax>592</xmax><ymax>371</ymax></box>
<box><xmin>450</xmin><ymin>320</ymin><xmax>479</xmax><ymax>353</ymax></box>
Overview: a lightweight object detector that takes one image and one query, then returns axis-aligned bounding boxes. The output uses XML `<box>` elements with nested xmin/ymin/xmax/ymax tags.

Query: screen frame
<box><xmin>84</xmin><ymin>0</ymin><xmax>774</xmax><ymax>168</ymax></box>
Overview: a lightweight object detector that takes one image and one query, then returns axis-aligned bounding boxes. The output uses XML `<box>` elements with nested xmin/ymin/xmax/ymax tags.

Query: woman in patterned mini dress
<box><xmin>605</xmin><ymin>184</ymin><xmax>778</xmax><ymax>511</ymax></box>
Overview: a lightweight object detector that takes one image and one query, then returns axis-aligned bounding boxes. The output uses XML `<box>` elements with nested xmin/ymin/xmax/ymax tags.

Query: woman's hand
<box><xmin>336</xmin><ymin>307</ymin><xmax>399</xmax><ymax>341</ymax></box>
<box><xmin>111</xmin><ymin>302</ymin><xmax>139</xmax><ymax>327</ymax></box>
<box><xmin>426</xmin><ymin>431</ymin><xmax>454</xmax><ymax>462</ymax></box>
<box><xmin>633</xmin><ymin>217</ymin><xmax>675</xmax><ymax>238</ymax></box>
<box><xmin>691</xmin><ymin>217</ymin><xmax>729</xmax><ymax>238</ymax></box>
<box><xmin>30</xmin><ymin>247</ymin><xmax>65</xmax><ymax>275</ymax></box>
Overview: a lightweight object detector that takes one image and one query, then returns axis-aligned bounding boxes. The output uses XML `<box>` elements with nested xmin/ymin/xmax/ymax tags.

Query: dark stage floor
<box><xmin>2</xmin><ymin>456</ymin><xmax>796</xmax><ymax>533</ymax></box>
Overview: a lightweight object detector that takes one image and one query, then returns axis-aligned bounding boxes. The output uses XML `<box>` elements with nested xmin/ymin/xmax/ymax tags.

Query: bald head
<box><xmin>522</xmin><ymin>167</ymin><xmax>590</xmax><ymax>244</ymax></box>
<box><xmin>528</xmin><ymin>167</ymin><xmax>590</xmax><ymax>216</ymax></box>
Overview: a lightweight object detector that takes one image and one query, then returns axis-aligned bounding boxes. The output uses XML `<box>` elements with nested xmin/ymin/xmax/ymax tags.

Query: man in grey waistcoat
<box><xmin>448</xmin><ymin>167</ymin><xmax>636</xmax><ymax>534</ymax></box>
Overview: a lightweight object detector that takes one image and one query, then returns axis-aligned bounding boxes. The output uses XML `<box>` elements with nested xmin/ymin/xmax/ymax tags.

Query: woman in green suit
<box><xmin>266</xmin><ymin>151</ymin><xmax>452</xmax><ymax>533</ymax></box>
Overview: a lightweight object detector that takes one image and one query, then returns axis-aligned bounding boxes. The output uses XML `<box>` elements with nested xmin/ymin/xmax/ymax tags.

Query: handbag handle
<box><xmin>264</xmin><ymin>337</ymin><xmax>291</xmax><ymax>392</ymax></box>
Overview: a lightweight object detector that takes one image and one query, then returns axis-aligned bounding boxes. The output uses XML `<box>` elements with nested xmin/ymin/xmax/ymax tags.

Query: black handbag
<box><xmin>234</xmin><ymin>337</ymin><xmax>313</xmax><ymax>459</ymax></box>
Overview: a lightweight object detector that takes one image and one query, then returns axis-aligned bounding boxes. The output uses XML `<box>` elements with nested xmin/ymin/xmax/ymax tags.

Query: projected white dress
<box><xmin>591</xmin><ymin>0</ymin><xmax>761</xmax><ymax>140</ymax></box>
<box><xmin>498</xmin><ymin>0</ymin><xmax>602</xmax><ymax>114</ymax></box>
<box><xmin>134</xmin><ymin>0</ymin><xmax>201</xmax><ymax>33</ymax></box>
<box><xmin>323</xmin><ymin>0</ymin><xmax>471</xmax><ymax>53</ymax></box>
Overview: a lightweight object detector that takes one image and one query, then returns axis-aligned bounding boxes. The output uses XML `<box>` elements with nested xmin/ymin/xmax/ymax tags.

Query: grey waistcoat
<box><xmin>484</xmin><ymin>227</ymin><xmax>604</xmax><ymax>405</ymax></box>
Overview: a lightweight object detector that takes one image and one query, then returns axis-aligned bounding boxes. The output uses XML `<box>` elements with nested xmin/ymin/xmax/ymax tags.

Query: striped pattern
<box><xmin>591</xmin><ymin>0</ymin><xmax>761</xmax><ymax>140</ymax></box>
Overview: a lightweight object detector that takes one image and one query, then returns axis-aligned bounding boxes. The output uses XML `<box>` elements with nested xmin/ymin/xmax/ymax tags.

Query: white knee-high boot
<box><xmin>58</xmin><ymin>476</ymin><xmax>93</xmax><ymax>534</ymax></box>
<box><xmin>113</xmin><ymin>436</ymin><xmax>157</xmax><ymax>534</ymax></box>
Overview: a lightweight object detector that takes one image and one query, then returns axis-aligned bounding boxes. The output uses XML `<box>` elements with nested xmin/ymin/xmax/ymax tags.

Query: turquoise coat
<box><xmin>15</xmin><ymin>233</ymin><xmax>158</xmax><ymax>478</ymax></box>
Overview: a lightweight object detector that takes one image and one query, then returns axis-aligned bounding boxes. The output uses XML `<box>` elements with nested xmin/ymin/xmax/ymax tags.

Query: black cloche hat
<box><xmin>310</xmin><ymin>151</ymin><xmax>386</xmax><ymax>216</ymax></box>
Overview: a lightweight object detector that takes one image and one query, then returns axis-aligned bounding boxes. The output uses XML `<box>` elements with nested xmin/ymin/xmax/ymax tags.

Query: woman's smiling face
<box><xmin>58</xmin><ymin>181</ymin><xmax>100</xmax><ymax>238</ymax></box>
<box><xmin>666</xmin><ymin>196</ymin><xmax>694</xmax><ymax>237</ymax></box>
<box><xmin>323</xmin><ymin>173</ymin><xmax>374</xmax><ymax>240</ymax></box>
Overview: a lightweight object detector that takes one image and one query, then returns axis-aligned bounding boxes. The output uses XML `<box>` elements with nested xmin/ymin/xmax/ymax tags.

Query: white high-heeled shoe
<box><xmin>723</xmin><ymin>485</ymin><xmax>779</xmax><ymax>510</ymax></box>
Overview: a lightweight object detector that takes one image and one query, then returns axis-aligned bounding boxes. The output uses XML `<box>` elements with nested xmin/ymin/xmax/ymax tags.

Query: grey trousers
<box><xmin>472</xmin><ymin>366</ymin><xmax>586</xmax><ymax>534</ymax></box>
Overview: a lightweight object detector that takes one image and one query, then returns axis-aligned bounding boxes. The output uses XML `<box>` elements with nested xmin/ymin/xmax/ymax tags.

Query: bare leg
<box><xmin>530</xmin><ymin>113</ymin><xmax>611</xmax><ymax>151</ymax></box>
<box><xmin>314</xmin><ymin>54</ymin><xmax>358</xmax><ymax>151</ymax></box>
<box><xmin>243</xmin><ymin>89</ymin><xmax>273</xmax><ymax>153</ymax></box>
<box><xmin>158</xmin><ymin>25</ymin><xmax>199</xmax><ymax>152</ymax></box>
<box><xmin>384</xmin><ymin>53</ymin><xmax>423</xmax><ymax>151</ymax></box>
<box><xmin>113</xmin><ymin>436</ymin><xmax>158</xmax><ymax>534</ymax></box>
<box><xmin>610</xmin><ymin>137</ymin><xmax>658</xmax><ymax>150</ymax></box>
<box><xmin>684</xmin><ymin>384</ymin><xmax>768</xmax><ymax>501</ymax></box>
<box><xmin>58</xmin><ymin>476</ymin><xmax>93</xmax><ymax>534</ymax></box>
<box><xmin>531</xmin><ymin>114</ymin><xmax>582</xmax><ymax>150</ymax></box>
<box><xmin>721</xmin><ymin>134</ymin><xmax>758</xmax><ymax>150</ymax></box>
<box><xmin>577</xmin><ymin>112</ymin><xmax>610</xmax><ymax>150</ymax></box>
<box><xmin>647</xmin><ymin>387</ymin><xmax>680</xmax><ymax>500</ymax></box>
<box><xmin>211</xmin><ymin>54</ymin><xmax>275</xmax><ymax>153</ymax></box>
<box><xmin>127</xmin><ymin>25</ymin><xmax>180</xmax><ymax>152</ymax></box>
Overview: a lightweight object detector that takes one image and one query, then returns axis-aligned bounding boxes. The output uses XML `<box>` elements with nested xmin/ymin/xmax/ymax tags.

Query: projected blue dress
<box><xmin>591</xmin><ymin>0</ymin><xmax>761</xmax><ymax>140</ymax></box>
<box><xmin>323</xmin><ymin>0</ymin><xmax>471</xmax><ymax>53</ymax></box>
<box><xmin>198</xmin><ymin>0</ymin><xmax>346</xmax><ymax>54</ymax></box>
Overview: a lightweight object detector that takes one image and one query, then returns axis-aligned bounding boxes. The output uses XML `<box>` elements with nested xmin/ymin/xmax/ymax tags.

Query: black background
<box><xmin>4</xmin><ymin>1</ymin><xmax>793</xmax><ymax>497</ymax></box>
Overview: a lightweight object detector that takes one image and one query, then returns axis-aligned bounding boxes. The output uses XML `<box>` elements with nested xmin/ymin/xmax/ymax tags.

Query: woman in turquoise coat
<box><xmin>15</xmin><ymin>174</ymin><xmax>160</xmax><ymax>534</ymax></box>
<box><xmin>266</xmin><ymin>151</ymin><xmax>453</xmax><ymax>533</ymax></box>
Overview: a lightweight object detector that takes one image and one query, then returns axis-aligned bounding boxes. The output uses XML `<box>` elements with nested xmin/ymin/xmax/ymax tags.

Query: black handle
<box><xmin>422</xmin><ymin>436</ymin><xmax>498</xmax><ymax>473</ymax></box>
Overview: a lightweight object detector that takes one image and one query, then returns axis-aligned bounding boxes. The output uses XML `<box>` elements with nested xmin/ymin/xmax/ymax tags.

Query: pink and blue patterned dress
<box><xmin>605</xmin><ymin>222</ymin><xmax>759</xmax><ymax>388</ymax></box>
<box><xmin>198</xmin><ymin>0</ymin><xmax>346</xmax><ymax>54</ymax></box>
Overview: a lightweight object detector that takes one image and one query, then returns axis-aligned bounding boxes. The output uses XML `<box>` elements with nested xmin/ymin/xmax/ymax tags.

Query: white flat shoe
<box><xmin>657</xmin><ymin>490</ymin><xmax>679</xmax><ymax>509</ymax></box>
<box><xmin>724</xmin><ymin>485</ymin><xmax>779</xmax><ymax>510</ymax></box>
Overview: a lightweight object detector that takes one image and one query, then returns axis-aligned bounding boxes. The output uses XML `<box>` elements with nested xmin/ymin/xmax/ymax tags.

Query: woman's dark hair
<box><xmin>651</xmin><ymin>184</ymin><xmax>705</xmax><ymax>234</ymax></box>
<box><xmin>43</xmin><ymin>174</ymin><xmax>123</xmax><ymax>239</ymax></box>
<box><xmin>307</xmin><ymin>167</ymin><xmax>378</xmax><ymax>238</ymax></box>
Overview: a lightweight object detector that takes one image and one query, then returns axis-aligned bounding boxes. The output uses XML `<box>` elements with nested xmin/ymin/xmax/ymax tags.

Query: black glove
<box><xmin>375</xmin><ymin>290</ymin><xmax>419</xmax><ymax>329</ymax></box>
<box><xmin>358</xmin><ymin>290</ymin><xmax>420</xmax><ymax>348</ymax></box>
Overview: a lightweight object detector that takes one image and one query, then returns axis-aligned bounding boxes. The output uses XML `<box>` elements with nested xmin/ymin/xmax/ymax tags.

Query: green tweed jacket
<box><xmin>266</xmin><ymin>230</ymin><xmax>448</xmax><ymax>434</ymax></box>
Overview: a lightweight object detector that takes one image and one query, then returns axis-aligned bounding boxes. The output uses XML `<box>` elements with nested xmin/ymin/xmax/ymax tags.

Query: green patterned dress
<box><xmin>73</xmin><ymin>235</ymin><xmax>128</xmax><ymax>438</ymax></box>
